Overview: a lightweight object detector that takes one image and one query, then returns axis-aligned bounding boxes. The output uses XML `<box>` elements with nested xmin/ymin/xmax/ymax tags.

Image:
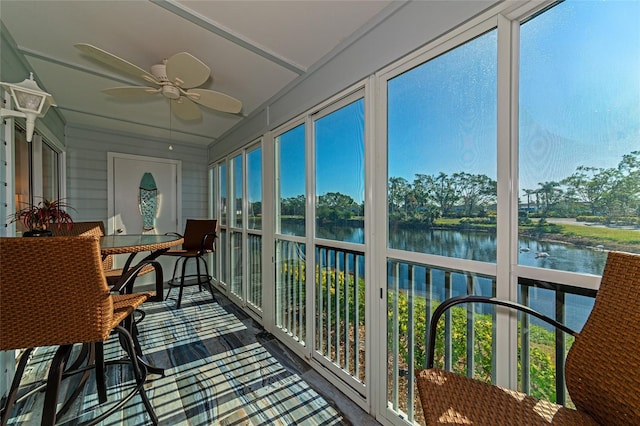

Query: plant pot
<box><xmin>23</xmin><ymin>229</ymin><xmax>53</xmax><ymax>237</ymax></box>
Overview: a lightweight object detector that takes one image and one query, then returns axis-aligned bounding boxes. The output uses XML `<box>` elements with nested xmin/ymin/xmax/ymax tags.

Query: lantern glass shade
<box><xmin>3</xmin><ymin>73</ymin><xmax>55</xmax><ymax>117</ymax></box>
<box><xmin>12</xmin><ymin>89</ymin><xmax>46</xmax><ymax>114</ymax></box>
<box><xmin>1</xmin><ymin>73</ymin><xmax>56</xmax><ymax>142</ymax></box>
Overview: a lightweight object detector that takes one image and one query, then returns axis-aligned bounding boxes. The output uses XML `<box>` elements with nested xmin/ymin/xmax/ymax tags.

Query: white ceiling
<box><xmin>1</xmin><ymin>0</ymin><xmax>397</xmax><ymax>145</ymax></box>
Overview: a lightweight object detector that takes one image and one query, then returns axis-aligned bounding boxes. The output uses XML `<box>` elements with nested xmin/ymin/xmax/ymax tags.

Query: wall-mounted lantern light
<box><xmin>1</xmin><ymin>73</ymin><xmax>56</xmax><ymax>142</ymax></box>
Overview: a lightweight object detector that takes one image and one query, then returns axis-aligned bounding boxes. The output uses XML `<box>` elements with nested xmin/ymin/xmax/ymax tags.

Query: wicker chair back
<box><xmin>0</xmin><ymin>236</ymin><xmax>113</xmax><ymax>350</ymax></box>
<box><xmin>50</xmin><ymin>221</ymin><xmax>112</xmax><ymax>269</ymax></box>
<box><xmin>565</xmin><ymin>251</ymin><xmax>640</xmax><ymax>424</ymax></box>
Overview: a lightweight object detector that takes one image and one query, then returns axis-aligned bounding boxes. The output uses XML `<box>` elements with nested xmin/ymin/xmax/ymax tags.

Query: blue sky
<box><xmin>272</xmin><ymin>0</ymin><xmax>638</xmax><ymax>202</ymax></box>
<box><xmin>517</xmin><ymin>0</ymin><xmax>640</xmax><ymax>191</ymax></box>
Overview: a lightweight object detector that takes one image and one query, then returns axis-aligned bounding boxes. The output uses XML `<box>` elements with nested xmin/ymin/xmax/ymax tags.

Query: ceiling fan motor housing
<box><xmin>151</xmin><ymin>63</ymin><xmax>180</xmax><ymax>99</ymax></box>
<box><xmin>151</xmin><ymin>63</ymin><xmax>168</xmax><ymax>81</ymax></box>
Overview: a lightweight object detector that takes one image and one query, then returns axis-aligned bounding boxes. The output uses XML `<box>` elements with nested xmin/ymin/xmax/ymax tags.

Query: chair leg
<box><xmin>42</xmin><ymin>345</ymin><xmax>73</xmax><ymax>426</ymax></box>
<box><xmin>3</xmin><ymin>339</ymin><xmax>157</xmax><ymax>425</ymax></box>
<box><xmin>1</xmin><ymin>348</ymin><xmax>33</xmax><ymax>426</ymax></box>
<box><xmin>57</xmin><ymin>343</ymin><xmax>96</xmax><ymax>417</ymax></box>
<box><xmin>127</xmin><ymin>312</ymin><xmax>165</xmax><ymax>377</ymax></box>
<box><xmin>95</xmin><ymin>342</ymin><xmax>107</xmax><ymax>404</ymax></box>
<box><xmin>176</xmin><ymin>256</ymin><xmax>190</xmax><ymax>309</ymax></box>
<box><xmin>87</xmin><ymin>326</ymin><xmax>158</xmax><ymax>426</ymax></box>
<box><xmin>167</xmin><ymin>254</ymin><xmax>215</xmax><ymax>308</ymax></box>
<box><xmin>196</xmin><ymin>256</ymin><xmax>203</xmax><ymax>292</ymax></box>
<box><xmin>164</xmin><ymin>257</ymin><xmax>182</xmax><ymax>302</ymax></box>
<box><xmin>199</xmin><ymin>255</ymin><xmax>216</xmax><ymax>303</ymax></box>
<box><xmin>114</xmin><ymin>325</ymin><xmax>158</xmax><ymax>425</ymax></box>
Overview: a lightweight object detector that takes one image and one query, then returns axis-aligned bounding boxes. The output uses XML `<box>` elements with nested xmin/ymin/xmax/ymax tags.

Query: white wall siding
<box><xmin>65</xmin><ymin>125</ymin><xmax>209</xmax><ymax>225</ymax></box>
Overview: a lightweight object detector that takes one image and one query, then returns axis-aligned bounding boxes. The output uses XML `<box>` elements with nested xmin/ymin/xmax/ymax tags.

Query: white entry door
<box><xmin>107</xmin><ymin>153</ymin><xmax>181</xmax><ymax>236</ymax></box>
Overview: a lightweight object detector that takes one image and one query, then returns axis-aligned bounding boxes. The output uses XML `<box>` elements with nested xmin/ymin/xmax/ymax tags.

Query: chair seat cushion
<box><xmin>104</xmin><ymin>264</ymin><xmax>155</xmax><ymax>286</ymax></box>
<box><xmin>416</xmin><ymin>369</ymin><xmax>599</xmax><ymax>425</ymax></box>
<box><xmin>110</xmin><ymin>293</ymin><xmax>153</xmax><ymax>327</ymax></box>
<box><xmin>162</xmin><ymin>249</ymin><xmax>203</xmax><ymax>257</ymax></box>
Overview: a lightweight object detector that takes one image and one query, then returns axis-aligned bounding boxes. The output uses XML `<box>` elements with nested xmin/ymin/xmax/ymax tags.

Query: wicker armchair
<box><xmin>162</xmin><ymin>219</ymin><xmax>218</xmax><ymax>308</ymax></box>
<box><xmin>49</xmin><ymin>221</ymin><xmax>154</xmax><ymax>286</ymax></box>
<box><xmin>0</xmin><ymin>236</ymin><xmax>159</xmax><ymax>425</ymax></box>
<box><xmin>415</xmin><ymin>251</ymin><xmax>640</xmax><ymax>425</ymax></box>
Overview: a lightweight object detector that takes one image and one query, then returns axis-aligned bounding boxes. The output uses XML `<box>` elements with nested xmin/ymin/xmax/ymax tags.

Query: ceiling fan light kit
<box><xmin>74</xmin><ymin>43</ymin><xmax>242</xmax><ymax>120</ymax></box>
<box><xmin>161</xmin><ymin>85</ymin><xmax>181</xmax><ymax>100</ymax></box>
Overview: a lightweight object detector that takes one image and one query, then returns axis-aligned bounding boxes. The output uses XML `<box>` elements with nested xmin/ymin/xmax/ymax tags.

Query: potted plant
<box><xmin>11</xmin><ymin>198</ymin><xmax>75</xmax><ymax>237</ymax></box>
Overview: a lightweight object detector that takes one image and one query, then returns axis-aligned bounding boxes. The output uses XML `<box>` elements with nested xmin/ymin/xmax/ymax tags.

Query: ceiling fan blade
<box><xmin>171</xmin><ymin>97</ymin><xmax>202</xmax><ymax>121</ymax></box>
<box><xmin>186</xmin><ymin>89</ymin><xmax>242</xmax><ymax>114</ymax></box>
<box><xmin>102</xmin><ymin>86</ymin><xmax>161</xmax><ymax>98</ymax></box>
<box><xmin>75</xmin><ymin>43</ymin><xmax>158</xmax><ymax>84</ymax></box>
<box><xmin>165</xmin><ymin>52</ymin><xmax>210</xmax><ymax>89</ymax></box>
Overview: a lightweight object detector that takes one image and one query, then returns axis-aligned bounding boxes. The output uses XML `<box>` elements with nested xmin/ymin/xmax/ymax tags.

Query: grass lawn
<box><xmin>557</xmin><ymin>224</ymin><xmax>640</xmax><ymax>245</ymax></box>
<box><xmin>435</xmin><ymin>217</ymin><xmax>640</xmax><ymax>250</ymax></box>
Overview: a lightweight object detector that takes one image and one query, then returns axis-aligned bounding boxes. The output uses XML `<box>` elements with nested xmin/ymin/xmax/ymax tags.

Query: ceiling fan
<box><xmin>75</xmin><ymin>43</ymin><xmax>242</xmax><ymax>120</ymax></box>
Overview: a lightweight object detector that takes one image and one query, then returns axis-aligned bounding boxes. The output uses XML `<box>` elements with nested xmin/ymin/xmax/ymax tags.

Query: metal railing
<box><xmin>315</xmin><ymin>245</ymin><xmax>366</xmax><ymax>383</ymax></box>
<box><xmin>386</xmin><ymin>258</ymin><xmax>597</xmax><ymax>424</ymax></box>
<box><xmin>275</xmin><ymin>239</ymin><xmax>307</xmax><ymax>345</ymax></box>
<box><xmin>247</xmin><ymin>233</ymin><xmax>262</xmax><ymax>310</ymax></box>
<box><xmin>517</xmin><ymin>278</ymin><xmax>596</xmax><ymax>405</ymax></box>
<box><xmin>387</xmin><ymin>259</ymin><xmax>496</xmax><ymax>423</ymax></box>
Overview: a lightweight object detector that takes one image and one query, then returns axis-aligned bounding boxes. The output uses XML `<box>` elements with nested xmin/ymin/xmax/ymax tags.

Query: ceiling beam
<box><xmin>150</xmin><ymin>0</ymin><xmax>307</xmax><ymax>75</ymax></box>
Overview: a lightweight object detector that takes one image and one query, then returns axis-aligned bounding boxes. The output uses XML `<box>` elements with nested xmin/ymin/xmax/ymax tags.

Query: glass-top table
<box><xmin>100</xmin><ymin>234</ymin><xmax>183</xmax><ymax>255</ymax></box>
<box><xmin>100</xmin><ymin>234</ymin><xmax>183</xmax><ymax>301</ymax></box>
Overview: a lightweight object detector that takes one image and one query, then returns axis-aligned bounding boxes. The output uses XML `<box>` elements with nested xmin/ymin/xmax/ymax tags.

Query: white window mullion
<box><xmin>496</xmin><ymin>12</ymin><xmax>518</xmax><ymax>390</ymax></box>
<box><xmin>262</xmin><ymin>131</ymin><xmax>276</xmax><ymax>332</ymax></box>
<box><xmin>242</xmin><ymin>149</ymin><xmax>248</xmax><ymax>305</ymax></box>
<box><xmin>304</xmin><ymin>115</ymin><xmax>315</xmax><ymax>361</ymax></box>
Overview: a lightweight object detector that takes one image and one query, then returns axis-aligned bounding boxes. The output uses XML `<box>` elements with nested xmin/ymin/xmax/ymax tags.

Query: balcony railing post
<box><xmin>520</xmin><ymin>284</ymin><xmax>530</xmax><ymax>393</ymax></box>
<box><xmin>555</xmin><ymin>291</ymin><xmax>566</xmax><ymax>404</ymax></box>
<box><xmin>444</xmin><ymin>271</ymin><xmax>452</xmax><ymax>371</ymax></box>
<box><xmin>491</xmin><ymin>278</ymin><xmax>497</xmax><ymax>384</ymax></box>
<box><xmin>424</xmin><ymin>268</ymin><xmax>432</xmax><ymax>370</ymax></box>
<box><xmin>407</xmin><ymin>264</ymin><xmax>415</xmax><ymax>421</ymax></box>
<box><xmin>334</xmin><ymin>249</ymin><xmax>341</xmax><ymax>366</ymax></box>
<box><xmin>354</xmin><ymin>254</ymin><xmax>361</xmax><ymax>379</ymax></box>
<box><xmin>466</xmin><ymin>275</ymin><xmax>475</xmax><ymax>378</ymax></box>
<box><xmin>344</xmin><ymin>252</ymin><xmax>351</xmax><ymax>372</ymax></box>
<box><xmin>391</xmin><ymin>261</ymin><xmax>400</xmax><ymax>410</ymax></box>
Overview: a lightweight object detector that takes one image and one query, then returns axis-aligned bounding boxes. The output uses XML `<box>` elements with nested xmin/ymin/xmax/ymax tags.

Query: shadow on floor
<box><xmin>6</xmin><ymin>284</ymin><xmax>380</xmax><ymax>425</ymax></box>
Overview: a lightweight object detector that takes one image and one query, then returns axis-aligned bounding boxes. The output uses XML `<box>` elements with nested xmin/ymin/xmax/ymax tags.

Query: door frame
<box><xmin>107</xmin><ymin>152</ymin><xmax>182</xmax><ymax>235</ymax></box>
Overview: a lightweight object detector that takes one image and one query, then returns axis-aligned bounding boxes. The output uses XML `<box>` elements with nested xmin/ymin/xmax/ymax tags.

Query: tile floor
<box><xmin>5</xmin><ymin>285</ymin><xmax>379</xmax><ymax>425</ymax></box>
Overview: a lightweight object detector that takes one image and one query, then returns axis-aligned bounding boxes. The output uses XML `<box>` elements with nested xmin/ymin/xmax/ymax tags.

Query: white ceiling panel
<box><xmin>1</xmin><ymin>0</ymin><xmax>395</xmax><ymax>145</ymax></box>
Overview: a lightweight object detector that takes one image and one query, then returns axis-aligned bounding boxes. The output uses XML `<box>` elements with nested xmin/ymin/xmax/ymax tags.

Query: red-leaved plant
<box><xmin>12</xmin><ymin>198</ymin><xmax>75</xmax><ymax>231</ymax></box>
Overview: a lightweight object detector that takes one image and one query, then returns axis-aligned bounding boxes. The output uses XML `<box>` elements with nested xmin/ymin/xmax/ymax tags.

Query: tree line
<box><xmin>275</xmin><ymin>151</ymin><xmax>639</xmax><ymax>225</ymax></box>
<box><xmin>525</xmin><ymin>151</ymin><xmax>639</xmax><ymax>221</ymax></box>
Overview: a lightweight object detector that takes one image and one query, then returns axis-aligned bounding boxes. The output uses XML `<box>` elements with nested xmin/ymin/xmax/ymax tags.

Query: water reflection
<box><xmin>281</xmin><ymin>221</ymin><xmax>611</xmax><ymax>275</ymax></box>
<box><xmin>390</xmin><ymin>228</ymin><xmax>498</xmax><ymax>264</ymax></box>
<box><xmin>280</xmin><ymin>221</ymin><xmax>603</xmax><ymax>331</ymax></box>
<box><xmin>517</xmin><ymin>237</ymin><xmax>608</xmax><ymax>275</ymax></box>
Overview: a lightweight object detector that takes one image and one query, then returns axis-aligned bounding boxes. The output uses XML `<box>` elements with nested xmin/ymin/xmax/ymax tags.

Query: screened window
<box><xmin>220</xmin><ymin>162</ymin><xmax>228</xmax><ymax>226</ymax></box>
<box><xmin>276</xmin><ymin>124</ymin><xmax>306</xmax><ymax>237</ymax></box>
<box><xmin>314</xmin><ymin>97</ymin><xmax>365</xmax><ymax>243</ymax></box>
<box><xmin>518</xmin><ymin>0</ymin><xmax>640</xmax><ymax>274</ymax></box>
<box><xmin>247</xmin><ymin>146</ymin><xmax>262</xmax><ymax>230</ymax></box>
<box><xmin>387</xmin><ymin>29</ymin><xmax>498</xmax><ymax>262</ymax></box>
<box><xmin>219</xmin><ymin>162</ymin><xmax>228</xmax><ymax>284</ymax></box>
<box><xmin>232</xmin><ymin>154</ymin><xmax>243</xmax><ymax>229</ymax></box>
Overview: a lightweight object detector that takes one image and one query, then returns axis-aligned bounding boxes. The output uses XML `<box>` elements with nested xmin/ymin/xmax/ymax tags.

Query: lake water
<box><xmin>291</xmin><ymin>222</ymin><xmax>609</xmax><ymax>274</ymax></box>
<box><xmin>283</xmin><ymin>221</ymin><xmax>606</xmax><ymax>330</ymax></box>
